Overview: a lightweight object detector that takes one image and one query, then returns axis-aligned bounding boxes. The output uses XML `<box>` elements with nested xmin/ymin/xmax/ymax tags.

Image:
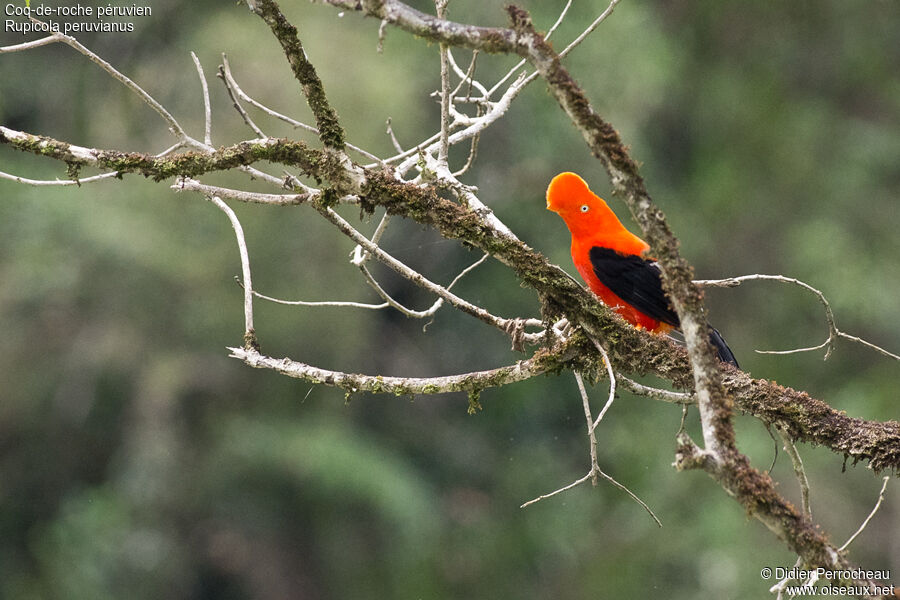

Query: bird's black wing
<box><xmin>590</xmin><ymin>247</ymin><xmax>739</xmax><ymax>367</ymax></box>
<box><xmin>589</xmin><ymin>246</ymin><xmax>680</xmax><ymax>327</ymax></box>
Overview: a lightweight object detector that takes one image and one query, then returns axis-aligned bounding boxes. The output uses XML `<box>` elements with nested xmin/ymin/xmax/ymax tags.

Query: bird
<box><xmin>546</xmin><ymin>171</ymin><xmax>738</xmax><ymax>367</ymax></box>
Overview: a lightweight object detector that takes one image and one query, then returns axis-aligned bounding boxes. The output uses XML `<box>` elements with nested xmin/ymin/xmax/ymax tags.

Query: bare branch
<box><xmin>557</xmin><ymin>0</ymin><xmax>621</xmax><ymax>61</ymax></box>
<box><xmin>191</xmin><ymin>52</ymin><xmax>213</xmax><ymax>146</ymax></box>
<box><xmin>596</xmin><ymin>467</ymin><xmax>663</xmax><ymax>527</ymax></box>
<box><xmin>452</xmin><ymin>127</ymin><xmax>480</xmax><ymax>177</ymax></box>
<box><xmin>207</xmin><ymin>196</ymin><xmax>257</xmax><ymax>350</ymax></box>
<box><xmin>317</xmin><ymin>204</ymin><xmax>542</xmax><ymax>342</ymax></box>
<box><xmin>247</xmin><ymin>286</ymin><xmax>389</xmax><ymax>310</ymax></box>
<box><xmin>49</xmin><ymin>30</ymin><xmax>194</xmax><ymax>143</ymax></box>
<box><xmin>839</xmin><ymin>476</ymin><xmax>890</xmax><ymax>552</ymax></box>
<box><xmin>377</xmin><ymin>18</ymin><xmax>388</xmax><ymax>53</ymax></box>
<box><xmin>351</xmin><ymin>251</ymin><xmax>491</xmax><ymax>321</ymax></box>
<box><xmin>542</xmin><ymin>368</ymin><xmax>659</xmax><ymax>526</ymax></box>
<box><xmin>617</xmin><ymin>375</ymin><xmax>694</xmax><ymax>405</ymax></box>
<box><xmin>221</xmin><ymin>53</ymin><xmax>304</xmax><ymax>138</ymax></box>
<box><xmin>575</xmin><ymin>372</ymin><xmax>600</xmax><ymax>486</ymax></box>
<box><xmin>486</xmin><ymin>0</ymin><xmax>570</xmax><ymax>97</ymax></box>
<box><xmin>698</xmin><ymin>274</ymin><xmax>900</xmax><ymax>361</ymax></box>
<box><xmin>376</xmin><ymin>131</ymin><xmax>441</xmax><ymax>168</ymax></box>
<box><xmin>775</xmin><ymin>424</ymin><xmax>812</xmax><ymax>518</ymax></box>
<box><xmin>219</xmin><ymin>53</ymin><xmax>381</xmax><ymax>163</ymax></box>
<box><xmin>218</xmin><ymin>59</ymin><xmax>268</xmax><ymax>139</ymax></box>
<box><xmin>447</xmin><ymin>252</ymin><xmax>490</xmax><ymax>288</ymax></box>
<box><xmin>589</xmin><ymin>337</ymin><xmax>617</xmax><ymax>429</ymax></box>
<box><xmin>520</xmin><ymin>472</ymin><xmax>592</xmax><ymax>509</ymax></box>
<box><xmin>0</xmin><ymin>170</ymin><xmax>120</xmax><ymax>186</ymax></box>
<box><xmin>395</xmin><ymin>73</ymin><xmax>525</xmax><ymax>176</ymax></box>
<box><xmin>488</xmin><ymin>0</ymin><xmax>619</xmax><ymax>101</ymax></box>
<box><xmin>447</xmin><ymin>49</ymin><xmax>486</xmax><ymax>99</ymax></box>
<box><xmin>174</xmin><ymin>178</ymin><xmax>315</xmax><ymax>206</ymax></box>
<box><xmin>229</xmin><ymin>344</ymin><xmax>557</xmax><ymax>396</ymax></box>
<box><xmin>0</xmin><ymin>126</ymin><xmax>347</xmax><ymax>185</ymax></box>
<box><xmin>0</xmin><ymin>34</ymin><xmax>59</xmax><ymax>53</ymax></box>
<box><xmin>385</xmin><ymin>118</ymin><xmax>405</xmax><ymax>154</ymax></box>
<box><xmin>356</xmin><ymin>263</ymin><xmax>445</xmax><ymax>318</ymax></box>
<box><xmin>350</xmin><ymin>211</ymin><xmax>393</xmax><ymax>267</ymax></box>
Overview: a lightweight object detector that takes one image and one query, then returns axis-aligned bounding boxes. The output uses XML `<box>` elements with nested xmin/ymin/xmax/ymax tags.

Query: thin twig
<box><xmin>0</xmin><ymin>170</ymin><xmax>120</xmax><ymax>186</ymax></box>
<box><xmin>385</xmin><ymin>118</ymin><xmax>405</xmax><ymax>153</ymax></box>
<box><xmin>589</xmin><ymin>337</ymin><xmax>617</xmax><ymax>430</ymax></box>
<box><xmin>377</xmin><ymin>18</ymin><xmax>388</xmax><ymax>53</ymax></box>
<box><xmin>453</xmin><ymin>117</ymin><xmax>480</xmax><ymax>177</ymax></box>
<box><xmin>698</xmin><ymin>274</ymin><xmax>900</xmax><ymax>361</ymax></box>
<box><xmin>617</xmin><ymin>375</ymin><xmax>694</xmax><ymax>404</ymax></box>
<box><xmin>520</xmin><ymin>472</ymin><xmax>592</xmax><ymax>508</ymax></box>
<box><xmin>520</xmin><ymin>461</ymin><xmax>662</xmax><ymax>526</ymax></box>
<box><xmin>51</xmin><ymin>30</ymin><xmax>194</xmax><ymax>143</ymax></box>
<box><xmin>354</xmin><ymin>249</ymin><xmax>489</xmax><ymax>320</ymax></box>
<box><xmin>394</xmin><ymin>73</ymin><xmax>526</xmax><ymax>176</ymax></box>
<box><xmin>596</xmin><ymin>467</ymin><xmax>663</xmax><ymax>528</ymax></box>
<box><xmin>221</xmin><ymin>54</ymin><xmax>299</xmax><ymax>138</ymax></box>
<box><xmin>173</xmin><ymin>178</ymin><xmax>316</xmax><ymax>205</ymax></box>
<box><xmin>317</xmin><ymin>205</ymin><xmax>541</xmax><ymax>340</ymax></box>
<box><xmin>207</xmin><ymin>196</ymin><xmax>256</xmax><ymax>348</ymax></box>
<box><xmin>489</xmin><ymin>0</ymin><xmax>619</xmax><ymax>99</ymax></box>
<box><xmin>775</xmin><ymin>424</ymin><xmax>811</xmax><ymax>518</ymax></box>
<box><xmin>0</xmin><ymin>35</ymin><xmax>59</xmax><ymax>53</ymax></box>
<box><xmin>350</xmin><ymin>211</ymin><xmax>393</xmax><ymax>266</ymax></box>
<box><xmin>372</xmin><ymin>131</ymin><xmax>441</xmax><ymax>168</ymax></box>
<box><xmin>446</xmin><ymin>252</ymin><xmax>489</xmax><ymax>288</ymax></box>
<box><xmin>218</xmin><ymin>62</ymin><xmax>268</xmax><ymax>138</ymax></box>
<box><xmin>575</xmin><ymin>372</ymin><xmax>600</xmax><ymax>485</ymax></box>
<box><xmin>558</xmin><ymin>0</ymin><xmax>620</xmax><ymax>60</ymax></box>
<box><xmin>191</xmin><ymin>52</ymin><xmax>213</xmax><ymax>146</ymax></box>
<box><xmin>839</xmin><ymin>476</ymin><xmax>890</xmax><ymax>552</ymax></box>
<box><xmin>247</xmin><ymin>285</ymin><xmax>389</xmax><ymax>310</ymax></box>
<box><xmin>487</xmin><ymin>0</ymin><xmax>572</xmax><ymax>97</ymax></box>
<box><xmin>529</xmin><ymin>371</ymin><xmax>660</xmax><ymax>526</ymax></box>
<box><xmin>447</xmin><ymin>49</ymin><xmax>485</xmax><ymax>99</ymax></box>
<box><xmin>770</xmin><ymin>557</ymin><xmax>804</xmax><ymax>599</ymax></box>
<box><xmin>220</xmin><ymin>54</ymin><xmax>380</xmax><ymax>162</ymax></box>
<box><xmin>230</xmin><ymin>345</ymin><xmax>551</xmax><ymax>395</ymax></box>
<box><xmin>357</xmin><ymin>263</ymin><xmax>446</xmax><ymax>318</ymax></box>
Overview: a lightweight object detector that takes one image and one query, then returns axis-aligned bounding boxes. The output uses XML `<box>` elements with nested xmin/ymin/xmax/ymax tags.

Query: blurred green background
<box><xmin>1</xmin><ymin>0</ymin><xmax>897</xmax><ymax>598</ymax></box>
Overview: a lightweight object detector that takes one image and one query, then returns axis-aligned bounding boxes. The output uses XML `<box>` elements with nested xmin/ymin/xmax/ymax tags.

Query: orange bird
<box><xmin>546</xmin><ymin>172</ymin><xmax>738</xmax><ymax>367</ymax></box>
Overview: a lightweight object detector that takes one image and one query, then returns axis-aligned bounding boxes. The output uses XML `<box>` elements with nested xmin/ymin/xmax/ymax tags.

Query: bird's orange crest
<box><xmin>546</xmin><ymin>172</ymin><xmax>648</xmax><ymax>254</ymax></box>
<box><xmin>546</xmin><ymin>172</ymin><xmax>591</xmax><ymax>212</ymax></box>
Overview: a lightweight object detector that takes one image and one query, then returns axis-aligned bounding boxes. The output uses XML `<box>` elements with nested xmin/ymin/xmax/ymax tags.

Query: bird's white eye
<box><xmin>580</xmin><ymin>204</ymin><xmax>589</xmax><ymax>213</ymax></box>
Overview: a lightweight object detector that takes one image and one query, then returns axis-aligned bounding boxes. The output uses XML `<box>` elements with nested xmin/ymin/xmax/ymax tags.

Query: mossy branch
<box><xmin>0</xmin><ymin>127</ymin><xmax>340</xmax><ymax>182</ymax></box>
<box><xmin>250</xmin><ymin>0</ymin><xmax>346</xmax><ymax>150</ymax></box>
<box><xmin>4</xmin><ymin>122</ymin><xmax>895</xmax><ymax>473</ymax></box>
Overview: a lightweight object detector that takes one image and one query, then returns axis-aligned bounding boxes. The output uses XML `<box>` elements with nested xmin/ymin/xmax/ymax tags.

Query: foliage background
<box><xmin>0</xmin><ymin>0</ymin><xmax>897</xmax><ymax>598</ymax></box>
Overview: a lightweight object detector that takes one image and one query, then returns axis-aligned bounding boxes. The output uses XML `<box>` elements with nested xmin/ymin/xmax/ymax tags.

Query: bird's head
<box><xmin>546</xmin><ymin>172</ymin><xmax>621</xmax><ymax>240</ymax></box>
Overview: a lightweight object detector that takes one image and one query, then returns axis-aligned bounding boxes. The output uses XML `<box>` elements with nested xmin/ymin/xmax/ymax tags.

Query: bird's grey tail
<box><xmin>708</xmin><ymin>326</ymin><xmax>739</xmax><ymax>368</ymax></box>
